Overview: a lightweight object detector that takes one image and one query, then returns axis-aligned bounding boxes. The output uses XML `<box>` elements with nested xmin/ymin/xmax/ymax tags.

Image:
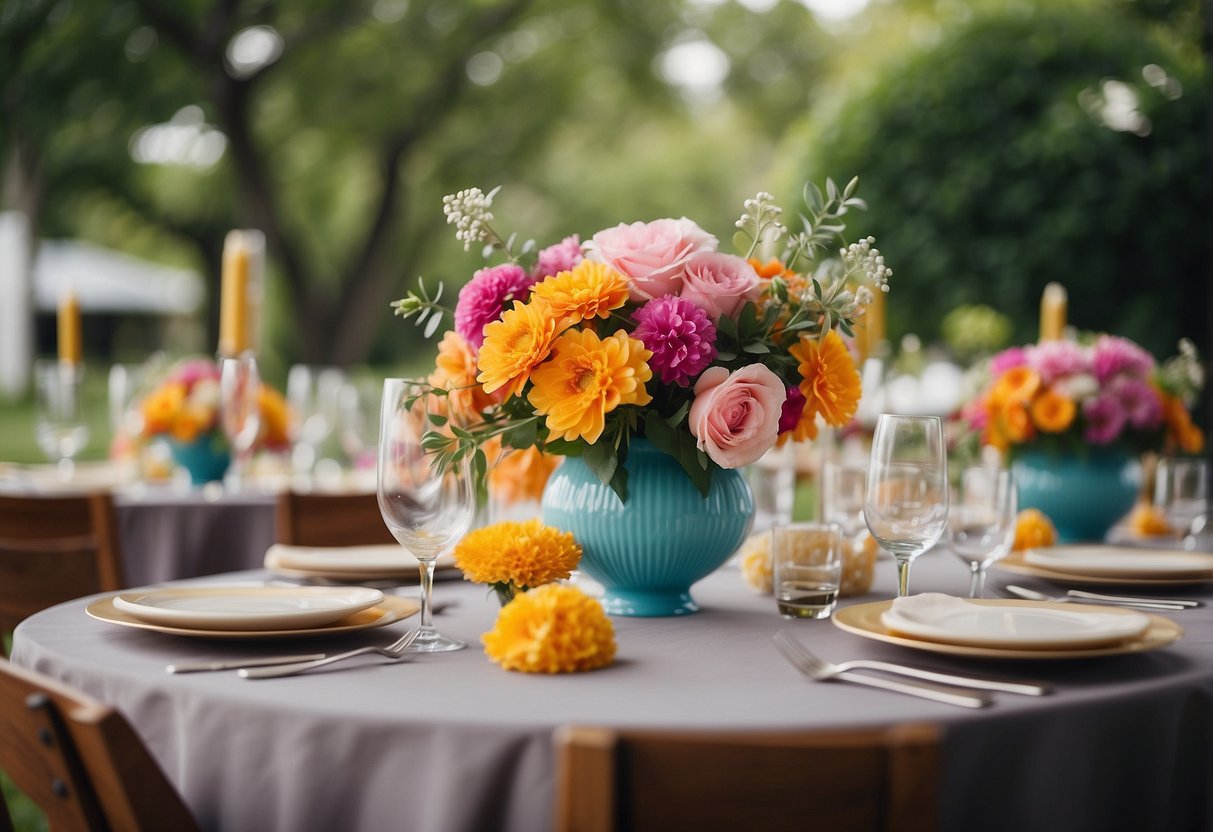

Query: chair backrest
<box><xmin>0</xmin><ymin>492</ymin><xmax>124</xmax><ymax>639</ymax></box>
<box><xmin>555</xmin><ymin>723</ymin><xmax>939</xmax><ymax>832</ymax></box>
<box><xmin>0</xmin><ymin>657</ymin><xmax>198</xmax><ymax>832</ymax></box>
<box><xmin>276</xmin><ymin>490</ymin><xmax>396</xmax><ymax>546</ymax></box>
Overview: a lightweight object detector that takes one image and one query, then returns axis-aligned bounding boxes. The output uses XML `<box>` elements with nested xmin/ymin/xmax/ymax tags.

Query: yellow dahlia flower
<box><xmin>530</xmin><ymin>261</ymin><xmax>630</xmax><ymax>326</ymax></box>
<box><xmin>1029</xmin><ymin>389</ymin><xmax>1076</xmax><ymax>434</ymax></box>
<box><xmin>788</xmin><ymin>330</ymin><xmax>861</xmax><ymax>441</ymax></box>
<box><xmin>477</xmin><ymin>300</ymin><xmax>564</xmax><ymax>397</ymax></box>
<box><xmin>453</xmin><ymin>518</ymin><xmax>581</xmax><ymax>601</ymax></box>
<box><xmin>1012</xmin><ymin>508</ymin><xmax>1057</xmax><ymax>551</ymax></box>
<box><xmin>429</xmin><ymin>330</ymin><xmax>498</xmax><ymax>421</ymax></box>
<box><xmin>482</xmin><ymin>584</ymin><xmax>616</xmax><ymax>673</ymax></box>
<box><xmin>528</xmin><ymin>329</ymin><xmax>653</xmax><ymax>444</ymax></box>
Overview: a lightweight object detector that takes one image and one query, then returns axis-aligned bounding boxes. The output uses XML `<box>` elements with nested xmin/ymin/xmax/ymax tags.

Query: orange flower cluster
<box><xmin>482</xmin><ymin>584</ymin><xmax>616</xmax><ymax>673</ymax></box>
<box><xmin>786</xmin><ymin>330</ymin><xmax>862</xmax><ymax>442</ymax></box>
<box><xmin>1160</xmin><ymin>393</ymin><xmax>1204</xmax><ymax>455</ymax></box>
<box><xmin>453</xmin><ymin>518</ymin><xmax>581</xmax><ymax>592</ymax></box>
<box><xmin>1011</xmin><ymin>508</ymin><xmax>1057</xmax><ymax>552</ymax></box>
<box><xmin>484</xmin><ymin>438</ymin><xmax>561</xmax><ymax>506</ymax></box>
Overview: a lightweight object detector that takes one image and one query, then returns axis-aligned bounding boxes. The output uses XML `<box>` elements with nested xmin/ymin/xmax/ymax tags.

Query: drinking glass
<box><xmin>746</xmin><ymin>443</ymin><xmax>795</xmax><ymax>534</ymax></box>
<box><xmin>772</xmin><ymin>522</ymin><xmax>843</xmax><ymax>619</ymax></box>
<box><xmin>220</xmin><ymin>355</ymin><xmax>262</xmax><ymax>489</ymax></box>
<box><xmin>1155</xmin><ymin>457</ymin><xmax>1209</xmax><ymax>537</ymax></box>
<box><xmin>949</xmin><ymin>467</ymin><xmax>1016</xmax><ymax>598</ymax></box>
<box><xmin>34</xmin><ymin>359</ymin><xmax>89</xmax><ymax>478</ymax></box>
<box><xmin>864</xmin><ymin>414</ymin><xmax>949</xmax><ymax>597</ymax></box>
<box><xmin>377</xmin><ymin>378</ymin><xmax>475</xmax><ymax>652</ymax></box>
<box><xmin>337</xmin><ymin>377</ymin><xmax>380</xmax><ymax>470</ymax></box>
<box><xmin>287</xmin><ymin>365</ymin><xmax>346</xmax><ymax>476</ymax></box>
<box><xmin>821</xmin><ymin>460</ymin><xmax>868</xmax><ymax>537</ymax></box>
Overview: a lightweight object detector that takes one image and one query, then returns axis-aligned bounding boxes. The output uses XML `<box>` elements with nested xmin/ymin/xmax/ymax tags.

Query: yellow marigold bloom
<box><xmin>258</xmin><ymin>387</ymin><xmax>291</xmax><ymax>448</ymax></box>
<box><xmin>1127</xmin><ymin>502</ymin><xmax>1172</xmax><ymax>537</ymax></box>
<box><xmin>736</xmin><ymin>531</ymin><xmax>773</xmax><ymax>594</ymax></box>
<box><xmin>430</xmin><ymin>330</ymin><xmax>498</xmax><ymax>421</ymax></box>
<box><xmin>477</xmin><ymin>300</ymin><xmax>564</xmax><ymax>398</ymax></box>
<box><xmin>528</xmin><ymin>329</ymin><xmax>653</xmax><ymax>444</ymax></box>
<box><xmin>482</xmin><ymin>584</ymin><xmax>616</xmax><ymax>674</ymax></box>
<box><xmin>170</xmin><ymin>409</ymin><xmax>204</xmax><ymax>443</ymax></box>
<box><xmin>1012</xmin><ymin>508</ymin><xmax>1057</xmax><ymax>552</ymax></box>
<box><xmin>788</xmin><ymin>330</ymin><xmax>861</xmax><ymax>441</ymax></box>
<box><xmin>1029</xmin><ymin>389</ymin><xmax>1076</xmax><ymax>433</ymax></box>
<box><xmin>141</xmin><ymin>382</ymin><xmax>186</xmax><ymax>434</ymax></box>
<box><xmin>991</xmin><ymin>367</ymin><xmax>1041</xmax><ymax>405</ymax></box>
<box><xmin>530</xmin><ymin>261</ymin><xmax>629</xmax><ymax>326</ymax></box>
<box><xmin>489</xmin><ymin>445</ymin><xmax>562</xmax><ymax>505</ymax></box>
<box><xmin>454</xmin><ymin>518</ymin><xmax>581</xmax><ymax>590</ymax></box>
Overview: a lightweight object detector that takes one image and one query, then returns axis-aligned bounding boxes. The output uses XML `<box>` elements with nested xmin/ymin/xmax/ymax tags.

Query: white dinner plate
<box><xmin>834</xmin><ymin>599</ymin><xmax>1181</xmax><ymax>660</ymax></box>
<box><xmin>878</xmin><ymin>593</ymin><xmax>1150</xmax><ymax>649</ymax></box>
<box><xmin>112</xmin><ymin>586</ymin><xmax>384</xmax><ymax>631</ymax></box>
<box><xmin>264</xmin><ymin>545</ymin><xmax>459</xmax><ymax>581</ymax></box>
<box><xmin>88</xmin><ymin>594</ymin><xmax>418</xmax><ymax>640</ymax></box>
<box><xmin>1024</xmin><ymin>545</ymin><xmax>1213</xmax><ymax>579</ymax></box>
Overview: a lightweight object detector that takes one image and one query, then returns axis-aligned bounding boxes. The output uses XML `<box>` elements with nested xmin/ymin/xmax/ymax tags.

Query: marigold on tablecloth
<box><xmin>1011</xmin><ymin>508</ymin><xmax>1057</xmax><ymax>552</ymax></box>
<box><xmin>453</xmin><ymin>518</ymin><xmax>580</xmax><ymax>604</ymax></box>
<box><xmin>482</xmin><ymin>584</ymin><xmax>616</xmax><ymax>674</ymax></box>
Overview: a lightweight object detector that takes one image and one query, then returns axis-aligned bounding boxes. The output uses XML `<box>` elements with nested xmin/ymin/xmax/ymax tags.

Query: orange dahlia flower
<box><xmin>1012</xmin><ymin>508</ymin><xmax>1057</xmax><ymax>551</ymax></box>
<box><xmin>787</xmin><ymin>329</ymin><xmax>861</xmax><ymax>441</ymax></box>
<box><xmin>430</xmin><ymin>330</ymin><xmax>499</xmax><ymax>421</ymax></box>
<box><xmin>530</xmin><ymin>261</ymin><xmax>629</xmax><ymax>327</ymax></box>
<box><xmin>1029</xmin><ymin>389</ymin><xmax>1076</xmax><ymax>433</ymax></box>
<box><xmin>477</xmin><ymin>300</ymin><xmax>564</xmax><ymax>397</ymax></box>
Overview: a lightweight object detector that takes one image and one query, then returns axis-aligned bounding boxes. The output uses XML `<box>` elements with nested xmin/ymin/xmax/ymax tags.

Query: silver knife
<box><xmin>166</xmin><ymin>654</ymin><xmax>326</xmax><ymax>674</ymax></box>
<box><xmin>1067</xmin><ymin>590</ymin><xmax>1202</xmax><ymax>608</ymax></box>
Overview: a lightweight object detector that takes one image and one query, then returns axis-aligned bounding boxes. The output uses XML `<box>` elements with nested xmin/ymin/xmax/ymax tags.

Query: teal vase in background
<box><xmin>541</xmin><ymin>439</ymin><xmax>754</xmax><ymax>616</ymax></box>
<box><xmin>1012</xmin><ymin>447</ymin><xmax>1141</xmax><ymax>543</ymax></box>
<box><xmin>168</xmin><ymin>433</ymin><xmax>231</xmax><ymax>486</ymax></box>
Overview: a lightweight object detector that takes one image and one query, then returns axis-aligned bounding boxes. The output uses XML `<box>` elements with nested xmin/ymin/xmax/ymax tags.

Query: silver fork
<box><xmin>773</xmin><ymin>632</ymin><xmax>1050</xmax><ymax>696</ymax></box>
<box><xmin>1004</xmin><ymin>585</ymin><xmax>1187</xmax><ymax>611</ymax></box>
<box><xmin>772</xmin><ymin>631</ymin><xmax>993</xmax><ymax>709</ymax></box>
<box><xmin>239</xmin><ymin>628</ymin><xmax>421</xmax><ymax>679</ymax></box>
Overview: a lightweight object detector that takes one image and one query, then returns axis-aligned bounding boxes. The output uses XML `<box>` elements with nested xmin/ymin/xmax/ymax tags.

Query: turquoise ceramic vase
<box><xmin>167</xmin><ymin>433</ymin><xmax>231</xmax><ymax>486</ymax></box>
<box><xmin>541</xmin><ymin>439</ymin><xmax>754</xmax><ymax>616</ymax></box>
<box><xmin>1012</xmin><ymin>446</ymin><xmax>1141</xmax><ymax>543</ymax></box>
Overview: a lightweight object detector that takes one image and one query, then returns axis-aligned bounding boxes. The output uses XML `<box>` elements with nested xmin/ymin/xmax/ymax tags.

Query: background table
<box><xmin>12</xmin><ymin>550</ymin><xmax>1213</xmax><ymax>832</ymax></box>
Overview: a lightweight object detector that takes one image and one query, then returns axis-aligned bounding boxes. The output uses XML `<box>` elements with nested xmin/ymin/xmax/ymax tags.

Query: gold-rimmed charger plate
<box><xmin>833</xmin><ymin>599</ymin><xmax>1182</xmax><ymax>660</ymax></box>
<box><xmin>86</xmin><ymin>594</ymin><xmax>419</xmax><ymax>640</ymax></box>
<box><xmin>995</xmin><ymin>550</ymin><xmax>1213</xmax><ymax>587</ymax></box>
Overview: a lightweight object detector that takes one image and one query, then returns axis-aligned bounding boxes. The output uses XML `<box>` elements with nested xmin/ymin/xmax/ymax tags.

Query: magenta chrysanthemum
<box><xmin>1112</xmin><ymin>376</ymin><xmax>1163</xmax><ymax>430</ymax></box>
<box><xmin>454</xmin><ymin>264</ymin><xmax>537</xmax><ymax>351</ymax></box>
<box><xmin>533</xmin><ymin>235</ymin><xmax>583</xmax><ymax>280</ymax></box>
<box><xmin>1026</xmin><ymin>340</ymin><xmax>1087</xmax><ymax>383</ymax></box>
<box><xmin>632</xmin><ymin>295</ymin><xmax>716</xmax><ymax>386</ymax></box>
<box><xmin>778</xmin><ymin>385</ymin><xmax>806</xmax><ymax>434</ymax></box>
<box><xmin>1083</xmin><ymin>394</ymin><xmax>1127</xmax><ymax>444</ymax></box>
<box><xmin>989</xmin><ymin>346</ymin><xmax>1028</xmax><ymax>375</ymax></box>
<box><xmin>1091</xmin><ymin>335</ymin><xmax>1154</xmax><ymax>383</ymax></box>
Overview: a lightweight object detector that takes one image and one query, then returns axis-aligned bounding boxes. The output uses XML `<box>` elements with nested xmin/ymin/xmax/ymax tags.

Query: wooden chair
<box><xmin>0</xmin><ymin>657</ymin><xmax>197</xmax><ymax>832</ymax></box>
<box><xmin>0</xmin><ymin>492</ymin><xmax>124</xmax><ymax>650</ymax></box>
<box><xmin>554</xmin><ymin>723</ymin><xmax>940</xmax><ymax>832</ymax></box>
<box><xmin>276</xmin><ymin>490</ymin><xmax>396</xmax><ymax>546</ymax></box>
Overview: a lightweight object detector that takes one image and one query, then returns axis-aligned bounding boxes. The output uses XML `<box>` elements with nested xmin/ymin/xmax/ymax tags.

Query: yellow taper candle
<box><xmin>1039</xmin><ymin>282</ymin><xmax>1067</xmax><ymax>342</ymax></box>
<box><xmin>57</xmin><ymin>289</ymin><xmax>82</xmax><ymax>365</ymax></box>
<box><xmin>218</xmin><ymin>232</ymin><xmax>250</xmax><ymax>357</ymax></box>
<box><xmin>852</xmin><ymin>282</ymin><xmax>886</xmax><ymax>363</ymax></box>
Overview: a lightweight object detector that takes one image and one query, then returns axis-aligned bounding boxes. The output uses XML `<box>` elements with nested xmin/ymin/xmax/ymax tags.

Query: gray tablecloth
<box><xmin>12</xmin><ymin>551</ymin><xmax>1213</xmax><ymax>832</ymax></box>
<box><xmin>114</xmin><ymin>488</ymin><xmax>277</xmax><ymax>585</ymax></box>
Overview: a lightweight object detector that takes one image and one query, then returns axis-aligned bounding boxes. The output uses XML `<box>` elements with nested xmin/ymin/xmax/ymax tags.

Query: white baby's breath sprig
<box><xmin>734</xmin><ymin>191</ymin><xmax>787</xmax><ymax>259</ymax></box>
<box><xmin>443</xmin><ymin>186</ymin><xmax>500</xmax><ymax>252</ymax></box>
<box><xmin>841</xmin><ymin>236</ymin><xmax>892</xmax><ymax>290</ymax></box>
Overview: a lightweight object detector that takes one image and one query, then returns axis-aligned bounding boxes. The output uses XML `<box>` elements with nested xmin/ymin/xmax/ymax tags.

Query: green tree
<box><xmin>783</xmin><ymin>1</ymin><xmax>1207</xmax><ymax>356</ymax></box>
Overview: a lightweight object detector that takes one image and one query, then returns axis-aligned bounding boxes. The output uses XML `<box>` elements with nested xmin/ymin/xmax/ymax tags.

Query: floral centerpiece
<box><xmin>394</xmin><ymin>179</ymin><xmax>889</xmax><ymax>614</ymax></box>
<box><xmin>140</xmin><ymin>357</ymin><xmax>290</xmax><ymax>483</ymax></box>
<box><xmin>395</xmin><ymin>179</ymin><xmax>887</xmax><ymax>493</ymax></box>
<box><xmin>960</xmin><ymin>336</ymin><xmax>1204</xmax><ymax>541</ymax></box>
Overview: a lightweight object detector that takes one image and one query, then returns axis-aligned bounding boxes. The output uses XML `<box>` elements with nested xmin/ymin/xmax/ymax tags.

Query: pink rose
<box><xmin>688</xmin><ymin>364</ymin><xmax>786</xmax><ymax>468</ymax></box>
<box><xmin>679</xmin><ymin>252</ymin><xmax>761</xmax><ymax>321</ymax></box>
<box><xmin>589</xmin><ymin>218</ymin><xmax>717</xmax><ymax>302</ymax></box>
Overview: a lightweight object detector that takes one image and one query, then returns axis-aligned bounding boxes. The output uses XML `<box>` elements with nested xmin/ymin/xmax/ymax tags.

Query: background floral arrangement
<box><xmin>395</xmin><ymin>179</ymin><xmax>889</xmax><ymax>500</ymax></box>
<box><xmin>961</xmin><ymin>336</ymin><xmax>1204</xmax><ymax>456</ymax></box>
<box><xmin>139</xmin><ymin>357</ymin><xmax>291</xmax><ymax>450</ymax></box>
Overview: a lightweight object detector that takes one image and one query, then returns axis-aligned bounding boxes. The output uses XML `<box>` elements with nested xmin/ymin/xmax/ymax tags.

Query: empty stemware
<box><xmin>949</xmin><ymin>467</ymin><xmax>1016</xmax><ymax>598</ymax></box>
<box><xmin>287</xmin><ymin>365</ymin><xmax>346</xmax><ymax>478</ymax></box>
<box><xmin>377</xmin><ymin>378</ymin><xmax>475</xmax><ymax>652</ymax></box>
<box><xmin>34</xmin><ymin>359</ymin><xmax>89</xmax><ymax>479</ymax></box>
<box><xmin>220</xmin><ymin>355</ymin><xmax>262</xmax><ymax>490</ymax></box>
<box><xmin>863</xmin><ymin>414</ymin><xmax>949</xmax><ymax>597</ymax></box>
<box><xmin>1155</xmin><ymin>457</ymin><xmax>1209</xmax><ymax>538</ymax></box>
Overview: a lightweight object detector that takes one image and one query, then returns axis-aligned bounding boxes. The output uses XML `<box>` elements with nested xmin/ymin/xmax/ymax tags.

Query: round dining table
<box><xmin>11</xmin><ymin>549</ymin><xmax>1213</xmax><ymax>832</ymax></box>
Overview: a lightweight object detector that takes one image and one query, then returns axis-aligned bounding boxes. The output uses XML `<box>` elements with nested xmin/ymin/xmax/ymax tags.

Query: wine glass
<box><xmin>949</xmin><ymin>467</ymin><xmax>1016</xmax><ymax>598</ymax></box>
<box><xmin>863</xmin><ymin>414</ymin><xmax>949</xmax><ymax>597</ymax></box>
<box><xmin>287</xmin><ymin>365</ymin><xmax>346</xmax><ymax>477</ymax></box>
<box><xmin>220</xmin><ymin>355</ymin><xmax>262</xmax><ymax>490</ymax></box>
<box><xmin>1155</xmin><ymin>457</ymin><xmax>1209</xmax><ymax>538</ymax></box>
<box><xmin>34</xmin><ymin>359</ymin><xmax>89</xmax><ymax>479</ymax></box>
<box><xmin>821</xmin><ymin>460</ymin><xmax>868</xmax><ymax>537</ymax></box>
<box><xmin>377</xmin><ymin>378</ymin><xmax>475</xmax><ymax>652</ymax></box>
